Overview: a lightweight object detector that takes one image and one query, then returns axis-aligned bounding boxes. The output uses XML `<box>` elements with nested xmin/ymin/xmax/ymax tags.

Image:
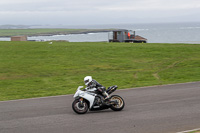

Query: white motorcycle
<box><xmin>72</xmin><ymin>85</ymin><xmax>125</xmax><ymax>114</ymax></box>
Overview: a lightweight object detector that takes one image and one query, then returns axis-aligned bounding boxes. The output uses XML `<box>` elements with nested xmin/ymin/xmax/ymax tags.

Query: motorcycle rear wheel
<box><xmin>72</xmin><ymin>99</ymin><xmax>89</xmax><ymax>114</ymax></box>
<box><xmin>110</xmin><ymin>95</ymin><xmax>125</xmax><ymax>111</ymax></box>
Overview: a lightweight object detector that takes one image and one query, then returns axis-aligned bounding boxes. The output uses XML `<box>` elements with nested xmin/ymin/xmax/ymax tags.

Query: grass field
<box><xmin>0</xmin><ymin>41</ymin><xmax>200</xmax><ymax>101</ymax></box>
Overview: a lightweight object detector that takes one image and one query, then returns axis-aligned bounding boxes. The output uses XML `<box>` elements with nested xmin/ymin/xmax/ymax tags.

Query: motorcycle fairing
<box><xmin>78</xmin><ymin>91</ymin><xmax>96</xmax><ymax>109</ymax></box>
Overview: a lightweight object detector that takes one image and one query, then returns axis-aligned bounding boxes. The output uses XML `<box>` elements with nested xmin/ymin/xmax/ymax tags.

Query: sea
<box><xmin>0</xmin><ymin>22</ymin><xmax>200</xmax><ymax>44</ymax></box>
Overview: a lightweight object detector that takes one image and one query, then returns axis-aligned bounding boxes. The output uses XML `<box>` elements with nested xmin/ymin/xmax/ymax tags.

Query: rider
<box><xmin>84</xmin><ymin>76</ymin><xmax>110</xmax><ymax>100</ymax></box>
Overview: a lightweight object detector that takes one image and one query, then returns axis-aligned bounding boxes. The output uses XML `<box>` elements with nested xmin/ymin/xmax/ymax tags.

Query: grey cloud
<box><xmin>0</xmin><ymin>0</ymin><xmax>199</xmax><ymax>25</ymax></box>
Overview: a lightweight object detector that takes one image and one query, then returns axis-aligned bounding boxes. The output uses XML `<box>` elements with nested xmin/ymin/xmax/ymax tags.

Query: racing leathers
<box><xmin>86</xmin><ymin>79</ymin><xmax>110</xmax><ymax>99</ymax></box>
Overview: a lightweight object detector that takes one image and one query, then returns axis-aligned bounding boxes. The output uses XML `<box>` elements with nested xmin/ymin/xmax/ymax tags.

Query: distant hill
<box><xmin>0</xmin><ymin>28</ymin><xmax>115</xmax><ymax>37</ymax></box>
<box><xmin>0</xmin><ymin>25</ymin><xmax>30</xmax><ymax>29</ymax></box>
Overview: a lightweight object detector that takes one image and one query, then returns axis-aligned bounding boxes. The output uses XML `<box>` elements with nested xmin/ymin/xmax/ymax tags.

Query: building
<box><xmin>11</xmin><ymin>36</ymin><xmax>27</xmax><ymax>41</ymax></box>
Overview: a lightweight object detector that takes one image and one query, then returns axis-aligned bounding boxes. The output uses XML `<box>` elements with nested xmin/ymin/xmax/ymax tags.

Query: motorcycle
<box><xmin>72</xmin><ymin>85</ymin><xmax>125</xmax><ymax>114</ymax></box>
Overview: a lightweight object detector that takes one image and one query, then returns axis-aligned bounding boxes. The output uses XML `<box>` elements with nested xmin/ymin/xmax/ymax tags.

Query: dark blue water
<box><xmin>1</xmin><ymin>22</ymin><xmax>200</xmax><ymax>43</ymax></box>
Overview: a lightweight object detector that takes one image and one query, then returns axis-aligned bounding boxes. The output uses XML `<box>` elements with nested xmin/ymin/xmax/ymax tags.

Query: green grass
<box><xmin>0</xmin><ymin>41</ymin><xmax>200</xmax><ymax>101</ymax></box>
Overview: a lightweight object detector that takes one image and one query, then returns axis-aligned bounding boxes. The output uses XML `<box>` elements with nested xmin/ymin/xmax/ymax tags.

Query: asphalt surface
<box><xmin>0</xmin><ymin>82</ymin><xmax>200</xmax><ymax>133</ymax></box>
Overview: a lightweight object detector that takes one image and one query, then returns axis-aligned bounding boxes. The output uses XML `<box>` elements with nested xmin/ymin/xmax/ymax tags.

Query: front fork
<box><xmin>78</xmin><ymin>98</ymin><xmax>84</xmax><ymax>108</ymax></box>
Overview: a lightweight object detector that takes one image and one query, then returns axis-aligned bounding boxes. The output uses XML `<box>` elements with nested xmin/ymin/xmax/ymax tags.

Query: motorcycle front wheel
<box><xmin>110</xmin><ymin>95</ymin><xmax>125</xmax><ymax>111</ymax></box>
<box><xmin>72</xmin><ymin>99</ymin><xmax>89</xmax><ymax>114</ymax></box>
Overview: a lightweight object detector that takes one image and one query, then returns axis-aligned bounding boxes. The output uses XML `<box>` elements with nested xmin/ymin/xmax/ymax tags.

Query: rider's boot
<box><xmin>102</xmin><ymin>91</ymin><xmax>110</xmax><ymax>100</ymax></box>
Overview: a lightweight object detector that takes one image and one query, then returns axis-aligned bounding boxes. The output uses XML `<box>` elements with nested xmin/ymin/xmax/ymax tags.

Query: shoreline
<box><xmin>0</xmin><ymin>29</ymin><xmax>115</xmax><ymax>38</ymax></box>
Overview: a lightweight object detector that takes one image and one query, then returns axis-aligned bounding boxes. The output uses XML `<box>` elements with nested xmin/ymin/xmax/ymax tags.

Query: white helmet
<box><xmin>84</xmin><ymin>76</ymin><xmax>92</xmax><ymax>85</ymax></box>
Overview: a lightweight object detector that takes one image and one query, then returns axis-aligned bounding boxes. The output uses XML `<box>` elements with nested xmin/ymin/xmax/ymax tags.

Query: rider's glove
<box><xmin>83</xmin><ymin>88</ymin><xmax>87</xmax><ymax>91</ymax></box>
<box><xmin>83</xmin><ymin>87</ymin><xmax>89</xmax><ymax>91</ymax></box>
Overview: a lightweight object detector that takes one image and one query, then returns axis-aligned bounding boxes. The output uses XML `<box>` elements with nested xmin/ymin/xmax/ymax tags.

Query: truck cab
<box><xmin>109</xmin><ymin>29</ymin><xmax>147</xmax><ymax>43</ymax></box>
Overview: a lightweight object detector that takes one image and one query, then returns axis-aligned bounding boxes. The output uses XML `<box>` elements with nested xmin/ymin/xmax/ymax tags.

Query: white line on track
<box><xmin>177</xmin><ymin>128</ymin><xmax>200</xmax><ymax>133</ymax></box>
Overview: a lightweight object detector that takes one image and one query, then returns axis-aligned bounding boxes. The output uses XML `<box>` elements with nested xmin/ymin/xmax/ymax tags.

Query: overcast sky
<box><xmin>0</xmin><ymin>0</ymin><xmax>200</xmax><ymax>25</ymax></box>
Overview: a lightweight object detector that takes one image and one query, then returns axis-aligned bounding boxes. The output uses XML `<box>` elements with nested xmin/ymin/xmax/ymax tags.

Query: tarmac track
<box><xmin>0</xmin><ymin>82</ymin><xmax>200</xmax><ymax>133</ymax></box>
